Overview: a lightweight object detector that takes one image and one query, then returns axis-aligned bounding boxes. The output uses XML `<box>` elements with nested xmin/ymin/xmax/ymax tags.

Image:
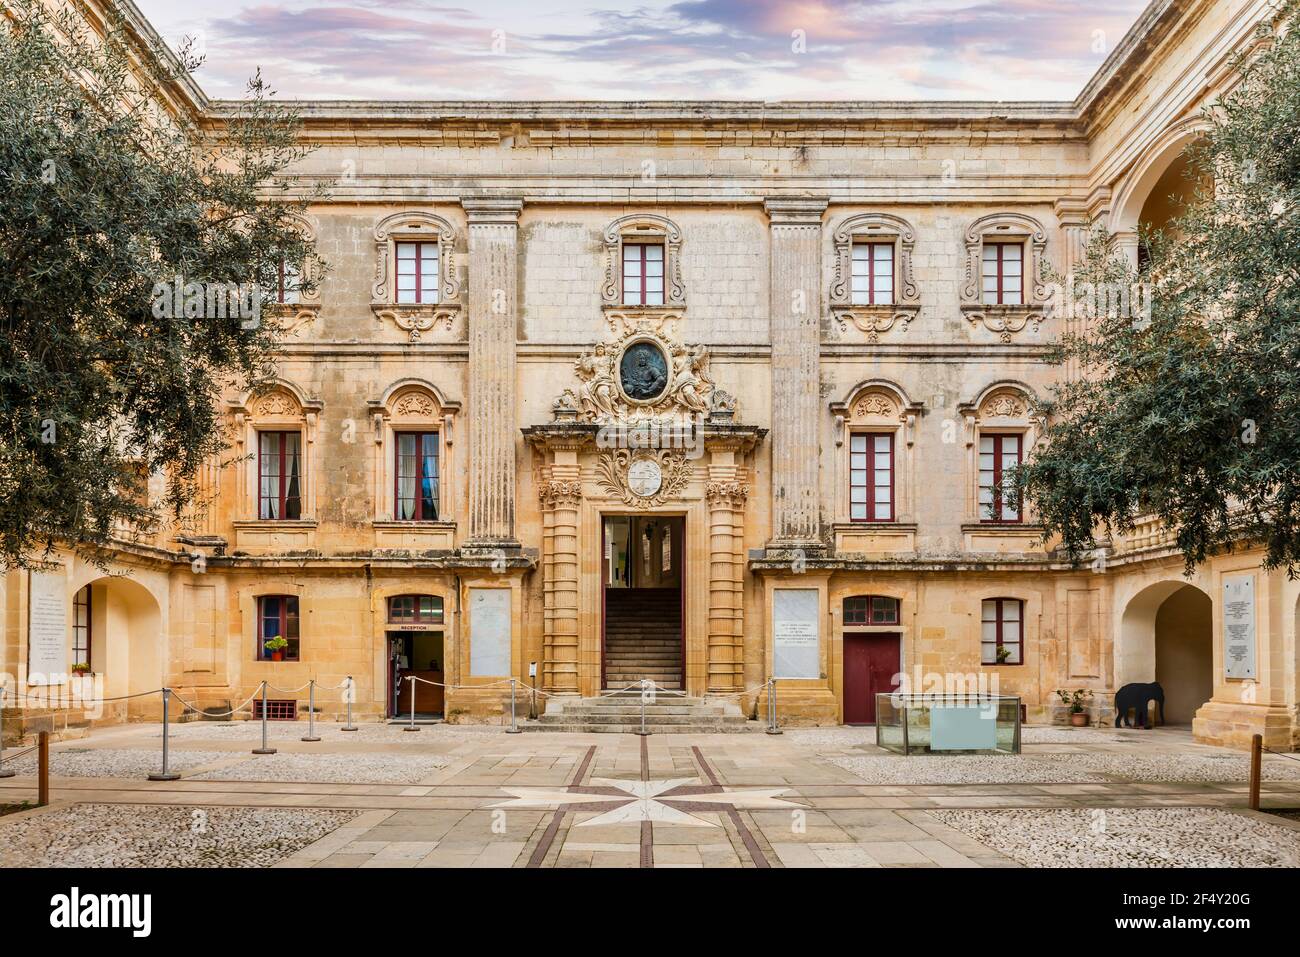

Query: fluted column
<box><xmin>462</xmin><ymin>198</ymin><xmax>522</xmax><ymax>546</ymax></box>
<box><xmin>538</xmin><ymin>468</ymin><xmax>582</xmax><ymax>694</ymax></box>
<box><xmin>765</xmin><ymin>197</ymin><xmax>827</xmax><ymax>551</ymax></box>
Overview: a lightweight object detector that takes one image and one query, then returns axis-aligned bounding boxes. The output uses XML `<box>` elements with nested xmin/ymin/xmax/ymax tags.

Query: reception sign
<box><xmin>28</xmin><ymin>567</ymin><xmax>69</xmax><ymax>684</ymax></box>
<box><xmin>773</xmin><ymin>588</ymin><xmax>820</xmax><ymax>679</ymax></box>
<box><xmin>1222</xmin><ymin>574</ymin><xmax>1256</xmax><ymax>680</ymax></box>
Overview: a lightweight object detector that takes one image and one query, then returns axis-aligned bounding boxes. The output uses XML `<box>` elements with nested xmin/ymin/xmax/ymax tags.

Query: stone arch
<box><xmin>1111</xmin><ymin>119</ymin><xmax>1210</xmax><ymax>236</ymax></box>
<box><xmin>71</xmin><ymin>574</ymin><xmax>164</xmax><ymax>718</ymax></box>
<box><xmin>1118</xmin><ymin>579</ymin><xmax>1213</xmax><ymax>724</ymax></box>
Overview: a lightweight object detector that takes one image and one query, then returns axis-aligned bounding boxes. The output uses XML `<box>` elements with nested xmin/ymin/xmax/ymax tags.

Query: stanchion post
<box><xmin>404</xmin><ymin>676</ymin><xmax>419</xmax><ymax>732</ymax></box>
<box><xmin>0</xmin><ymin>684</ymin><xmax>14</xmax><ymax>779</ymax></box>
<box><xmin>637</xmin><ymin>678</ymin><xmax>649</xmax><ymax>736</ymax></box>
<box><xmin>765</xmin><ymin>677</ymin><xmax>782</xmax><ymax>735</ymax></box>
<box><xmin>252</xmin><ymin>681</ymin><xmax>277</xmax><ymax>754</ymax></box>
<box><xmin>1249</xmin><ymin>733</ymin><xmax>1263</xmax><ymax>811</ymax></box>
<box><xmin>37</xmin><ymin>730</ymin><xmax>50</xmax><ymax>807</ymax></box>
<box><xmin>302</xmin><ymin>680</ymin><xmax>321</xmax><ymax>742</ymax></box>
<box><xmin>149</xmin><ymin>688</ymin><xmax>181</xmax><ymax>781</ymax></box>
<box><xmin>341</xmin><ymin>675</ymin><xmax>358</xmax><ymax>731</ymax></box>
<box><xmin>506</xmin><ymin>678</ymin><xmax>521</xmax><ymax>733</ymax></box>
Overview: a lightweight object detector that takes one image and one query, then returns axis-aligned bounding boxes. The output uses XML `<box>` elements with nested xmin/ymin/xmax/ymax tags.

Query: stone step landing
<box><xmin>525</xmin><ymin>691</ymin><xmax>753</xmax><ymax>733</ymax></box>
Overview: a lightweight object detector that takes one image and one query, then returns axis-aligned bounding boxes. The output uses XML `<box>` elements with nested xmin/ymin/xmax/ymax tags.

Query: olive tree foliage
<box><xmin>1016</xmin><ymin>6</ymin><xmax>1300</xmax><ymax>574</ymax></box>
<box><xmin>0</xmin><ymin>0</ymin><xmax>324</xmax><ymax>569</ymax></box>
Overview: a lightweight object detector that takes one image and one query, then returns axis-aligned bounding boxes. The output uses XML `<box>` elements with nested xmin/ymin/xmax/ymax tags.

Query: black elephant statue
<box><xmin>1114</xmin><ymin>682</ymin><xmax>1165</xmax><ymax>728</ymax></box>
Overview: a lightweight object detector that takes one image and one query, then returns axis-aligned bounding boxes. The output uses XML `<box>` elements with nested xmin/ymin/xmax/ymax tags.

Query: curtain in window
<box><xmin>421</xmin><ymin>434</ymin><xmax>439</xmax><ymax>520</ymax></box>
<box><xmin>397</xmin><ymin>433</ymin><xmax>417</xmax><ymax>519</ymax></box>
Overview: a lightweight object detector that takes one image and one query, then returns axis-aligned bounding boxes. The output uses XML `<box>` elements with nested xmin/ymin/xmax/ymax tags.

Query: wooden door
<box><xmin>843</xmin><ymin>632</ymin><xmax>901</xmax><ymax>724</ymax></box>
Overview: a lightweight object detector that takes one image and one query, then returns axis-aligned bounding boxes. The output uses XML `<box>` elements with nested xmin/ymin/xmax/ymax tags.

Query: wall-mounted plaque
<box><xmin>1223</xmin><ymin>574</ymin><xmax>1256</xmax><ymax>680</ymax></box>
<box><xmin>28</xmin><ymin>566</ymin><xmax>69</xmax><ymax>684</ymax></box>
<box><xmin>469</xmin><ymin>588</ymin><xmax>511</xmax><ymax>677</ymax></box>
<box><xmin>773</xmin><ymin>588</ymin><xmax>820</xmax><ymax>679</ymax></box>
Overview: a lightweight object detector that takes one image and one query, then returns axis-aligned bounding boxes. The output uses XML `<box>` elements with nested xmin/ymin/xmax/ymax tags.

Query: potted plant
<box><xmin>70</xmin><ymin>662</ymin><xmax>92</xmax><ymax>676</ymax></box>
<box><xmin>263</xmin><ymin>636</ymin><xmax>289</xmax><ymax>662</ymax></box>
<box><xmin>995</xmin><ymin>646</ymin><xmax>1011</xmax><ymax>664</ymax></box>
<box><xmin>1055</xmin><ymin>689</ymin><xmax>1092</xmax><ymax>726</ymax></box>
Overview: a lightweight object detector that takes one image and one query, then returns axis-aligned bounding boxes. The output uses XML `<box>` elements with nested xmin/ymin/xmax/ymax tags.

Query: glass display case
<box><xmin>875</xmin><ymin>693</ymin><xmax>1021</xmax><ymax>754</ymax></box>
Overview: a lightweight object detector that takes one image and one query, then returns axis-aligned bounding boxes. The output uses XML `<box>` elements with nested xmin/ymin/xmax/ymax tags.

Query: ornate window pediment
<box><xmin>960</xmin><ymin>213</ymin><xmax>1050</xmax><ymax>342</ymax></box>
<box><xmin>370</xmin><ymin>211</ymin><xmax>462</xmax><ymax>341</ymax></box>
<box><xmin>601</xmin><ymin>214</ymin><xmax>686</xmax><ymax>319</ymax></box>
<box><xmin>263</xmin><ymin>214</ymin><xmax>323</xmax><ymax>338</ymax></box>
<box><xmin>830</xmin><ymin>381</ymin><xmax>924</xmax><ymax>448</ymax></box>
<box><xmin>830</xmin><ymin>213</ymin><xmax>921</xmax><ymax>342</ymax></box>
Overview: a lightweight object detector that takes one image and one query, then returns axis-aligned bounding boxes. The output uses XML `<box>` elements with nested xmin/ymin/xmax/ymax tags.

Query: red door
<box><xmin>844</xmin><ymin>632</ymin><xmax>901</xmax><ymax>724</ymax></box>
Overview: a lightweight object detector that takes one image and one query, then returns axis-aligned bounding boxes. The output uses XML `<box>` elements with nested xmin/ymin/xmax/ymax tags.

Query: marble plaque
<box><xmin>28</xmin><ymin>567</ymin><xmax>69</xmax><ymax>684</ymax></box>
<box><xmin>1222</xmin><ymin>574</ymin><xmax>1256</xmax><ymax>680</ymax></box>
<box><xmin>773</xmin><ymin>588</ymin><xmax>820</xmax><ymax>679</ymax></box>
<box><xmin>469</xmin><ymin>588</ymin><xmax>511</xmax><ymax>676</ymax></box>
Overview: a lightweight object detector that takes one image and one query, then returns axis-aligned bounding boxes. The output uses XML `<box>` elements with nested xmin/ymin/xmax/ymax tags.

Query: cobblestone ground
<box><xmin>2</xmin><ymin>722</ymin><xmax>1299</xmax><ymax>867</ymax></box>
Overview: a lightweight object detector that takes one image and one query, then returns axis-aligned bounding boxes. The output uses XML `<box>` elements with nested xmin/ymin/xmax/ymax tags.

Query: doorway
<box><xmin>385</xmin><ymin>594</ymin><xmax>446</xmax><ymax>719</ymax></box>
<box><xmin>844</xmin><ymin>633</ymin><xmax>901</xmax><ymax>725</ymax></box>
<box><xmin>602</xmin><ymin>515</ymin><xmax>685</xmax><ymax>690</ymax></box>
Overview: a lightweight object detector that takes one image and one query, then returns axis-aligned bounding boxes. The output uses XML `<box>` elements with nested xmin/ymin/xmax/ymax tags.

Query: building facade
<box><xmin>3</xmin><ymin>0</ymin><xmax>1296</xmax><ymax>749</ymax></box>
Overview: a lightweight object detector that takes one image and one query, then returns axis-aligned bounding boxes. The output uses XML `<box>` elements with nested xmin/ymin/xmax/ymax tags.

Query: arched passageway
<box><xmin>1119</xmin><ymin>581</ymin><xmax>1212</xmax><ymax>726</ymax></box>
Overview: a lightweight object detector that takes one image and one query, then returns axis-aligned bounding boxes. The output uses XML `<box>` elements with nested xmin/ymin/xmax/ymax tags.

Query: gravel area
<box><xmin>1021</xmin><ymin>726</ymin><xmax>1134</xmax><ymax>744</ymax></box>
<box><xmin>0</xmin><ymin>804</ymin><xmax>356</xmax><ymax>867</ymax></box>
<box><xmin>6</xmin><ymin>748</ymin><xmax>229</xmax><ymax>779</ymax></box>
<box><xmin>783</xmin><ymin>727</ymin><xmax>881</xmax><ymax>749</ymax></box>
<box><xmin>1033</xmin><ymin>751</ymin><xmax>1300</xmax><ymax>783</ymax></box>
<box><xmin>191</xmin><ymin>751</ymin><xmax>447</xmax><ymax>784</ymax></box>
<box><xmin>932</xmin><ymin>807</ymin><xmax>1300</xmax><ymax>867</ymax></box>
<box><xmin>829</xmin><ymin>753</ymin><xmax>1105</xmax><ymax>785</ymax></box>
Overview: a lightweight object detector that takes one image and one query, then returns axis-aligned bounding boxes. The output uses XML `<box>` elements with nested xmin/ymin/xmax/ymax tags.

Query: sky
<box><xmin>134</xmin><ymin>0</ymin><xmax>1153</xmax><ymax>101</ymax></box>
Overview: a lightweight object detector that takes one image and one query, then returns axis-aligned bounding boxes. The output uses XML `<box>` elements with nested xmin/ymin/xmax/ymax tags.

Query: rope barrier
<box><xmin>0</xmin><ymin>745</ymin><xmax>38</xmax><ymax>763</ymax></box>
<box><xmin>1264</xmin><ymin>747</ymin><xmax>1300</xmax><ymax>763</ymax></box>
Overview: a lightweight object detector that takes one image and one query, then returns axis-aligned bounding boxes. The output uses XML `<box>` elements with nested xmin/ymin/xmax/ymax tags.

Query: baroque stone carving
<box><xmin>392</xmin><ymin>391</ymin><xmax>439</xmax><ymax>418</ymax></box>
<box><xmin>559</xmin><ymin>319</ymin><xmax>734</xmax><ymax>422</ymax></box>
<box><xmin>959</xmin><ymin>212</ymin><xmax>1050</xmax><ymax>343</ymax></box>
<box><xmin>706</xmin><ymin>481</ymin><xmax>750</xmax><ymax>508</ymax></box>
<box><xmin>596</xmin><ymin>449</ymin><xmax>693</xmax><ymax>509</ymax></box>
<box><xmin>981</xmin><ymin>394</ymin><xmax>1026</xmax><ymax>418</ymax></box>
<box><xmin>852</xmin><ymin>394</ymin><xmax>898</xmax><ymax>420</ymax></box>
<box><xmin>829</xmin><ymin>213</ymin><xmax>921</xmax><ymax>343</ymax></box>
<box><xmin>538</xmin><ymin>480</ymin><xmax>583</xmax><ymax>509</ymax></box>
<box><xmin>251</xmin><ymin>391</ymin><xmax>300</xmax><ymax>417</ymax></box>
<box><xmin>371</xmin><ymin>305</ymin><xmax>460</xmax><ymax>343</ymax></box>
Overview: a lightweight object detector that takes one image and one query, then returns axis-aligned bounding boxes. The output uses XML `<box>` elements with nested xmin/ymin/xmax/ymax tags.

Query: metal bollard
<box><xmin>404</xmin><ymin>676</ymin><xmax>419</xmax><ymax>732</ymax></box>
<box><xmin>637</xmin><ymin>678</ymin><xmax>649</xmax><ymax>737</ymax></box>
<box><xmin>765</xmin><ymin>677</ymin><xmax>782</xmax><ymax>735</ymax></box>
<box><xmin>341</xmin><ymin>675</ymin><xmax>358</xmax><ymax>731</ymax></box>
<box><xmin>506</xmin><ymin>678</ymin><xmax>521</xmax><ymax>733</ymax></box>
<box><xmin>302</xmin><ymin>680</ymin><xmax>321</xmax><ymax>742</ymax></box>
<box><xmin>148</xmin><ymin>688</ymin><xmax>181</xmax><ymax>781</ymax></box>
<box><xmin>0</xmin><ymin>685</ymin><xmax>14</xmax><ymax>779</ymax></box>
<box><xmin>252</xmin><ymin>681</ymin><xmax>277</xmax><ymax>754</ymax></box>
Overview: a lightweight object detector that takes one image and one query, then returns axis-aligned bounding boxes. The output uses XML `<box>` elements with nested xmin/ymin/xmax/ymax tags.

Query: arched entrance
<box><xmin>75</xmin><ymin>576</ymin><xmax>164</xmax><ymax>720</ymax></box>
<box><xmin>1111</xmin><ymin>121</ymin><xmax>1209</xmax><ymax>267</ymax></box>
<box><xmin>1119</xmin><ymin>581</ymin><xmax>1212</xmax><ymax>726</ymax></box>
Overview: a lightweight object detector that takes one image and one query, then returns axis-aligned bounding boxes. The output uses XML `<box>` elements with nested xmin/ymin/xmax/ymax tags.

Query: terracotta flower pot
<box><xmin>271</xmin><ymin>651</ymin><xmax>283</xmax><ymax>662</ymax></box>
<box><xmin>1070</xmin><ymin>712</ymin><xmax>1089</xmax><ymax>727</ymax></box>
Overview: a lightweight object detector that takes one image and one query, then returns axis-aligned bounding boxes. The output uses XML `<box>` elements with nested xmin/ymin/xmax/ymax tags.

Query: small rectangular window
<box><xmin>258</xmin><ymin>595</ymin><xmax>300</xmax><ymax>661</ymax></box>
<box><xmin>395</xmin><ymin>241</ymin><xmax>439</xmax><ymax>305</ymax></box>
<box><xmin>72</xmin><ymin>585</ymin><xmax>92</xmax><ymax>669</ymax></box>
<box><xmin>277</xmin><ymin>260</ymin><xmax>301</xmax><ymax>305</ymax></box>
<box><xmin>978</xmin><ymin>433</ymin><xmax>1022</xmax><ymax>523</ymax></box>
<box><xmin>258</xmin><ymin>431</ymin><xmax>302</xmax><ymax>520</ymax></box>
<box><xmin>395</xmin><ymin>431</ymin><xmax>439</xmax><ymax>521</ymax></box>
<box><xmin>844</xmin><ymin>595</ymin><xmax>900</xmax><ymax>626</ymax></box>
<box><xmin>851</xmin><ymin>242</ymin><xmax>894</xmax><ymax>305</ymax></box>
<box><xmin>981</xmin><ymin>598</ymin><xmax>1023</xmax><ymax>665</ymax></box>
<box><xmin>622</xmin><ymin>243</ymin><xmax>664</xmax><ymax>306</ymax></box>
<box><xmin>849</xmin><ymin>432</ymin><xmax>894</xmax><ymax>522</ymax></box>
<box><xmin>981</xmin><ymin>243</ymin><xmax>1023</xmax><ymax>306</ymax></box>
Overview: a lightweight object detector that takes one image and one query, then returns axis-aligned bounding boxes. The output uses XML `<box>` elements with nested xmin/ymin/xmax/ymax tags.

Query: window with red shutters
<box><xmin>981</xmin><ymin>242</ymin><xmax>1023</xmax><ymax>305</ymax></box>
<box><xmin>257</xmin><ymin>595</ymin><xmax>300</xmax><ymax>661</ymax></box>
<box><xmin>850</xmin><ymin>242</ymin><xmax>894</xmax><ymax>305</ymax></box>
<box><xmin>981</xmin><ymin>598</ymin><xmax>1023</xmax><ymax>665</ymax></box>
<box><xmin>257</xmin><ymin>431</ymin><xmax>302</xmax><ymax>520</ymax></box>
<box><xmin>978</xmin><ymin>433</ymin><xmax>1022</xmax><ymax>523</ymax></box>
<box><xmin>395</xmin><ymin>241</ymin><xmax>439</xmax><ymax>304</ymax></box>
<box><xmin>621</xmin><ymin>242</ymin><xmax>665</xmax><ymax>306</ymax></box>
<box><xmin>849</xmin><ymin>432</ymin><xmax>894</xmax><ymax>522</ymax></box>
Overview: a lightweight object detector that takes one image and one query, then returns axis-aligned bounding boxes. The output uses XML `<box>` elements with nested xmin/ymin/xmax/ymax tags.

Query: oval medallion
<box><xmin>619</xmin><ymin>341</ymin><xmax>669</xmax><ymax>402</ymax></box>
<box><xmin>627</xmin><ymin>457</ymin><xmax>664</xmax><ymax>498</ymax></box>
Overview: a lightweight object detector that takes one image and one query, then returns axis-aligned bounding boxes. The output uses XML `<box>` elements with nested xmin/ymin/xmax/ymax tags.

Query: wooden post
<box><xmin>37</xmin><ymin>730</ymin><xmax>50</xmax><ymax>807</ymax></box>
<box><xmin>1249</xmin><ymin>733</ymin><xmax>1263</xmax><ymax>811</ymax></box>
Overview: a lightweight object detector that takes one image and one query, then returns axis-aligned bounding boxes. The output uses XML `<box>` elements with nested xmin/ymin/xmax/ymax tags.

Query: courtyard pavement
<box><xmin>3</xmin><ymin>720</ymin><xmax>1300</xmax><ymax>868</ymax></box>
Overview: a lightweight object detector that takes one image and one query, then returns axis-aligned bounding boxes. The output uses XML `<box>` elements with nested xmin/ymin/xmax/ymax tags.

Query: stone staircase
<box><xmin>603</xmin><ymin>587</ymin><xmax>683</xmax><ymax>690</ymax></box>
<box><xmin>526</xmin><ymin>688</ymin><xmax>753</xmax><ymax>733</ymax></box>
